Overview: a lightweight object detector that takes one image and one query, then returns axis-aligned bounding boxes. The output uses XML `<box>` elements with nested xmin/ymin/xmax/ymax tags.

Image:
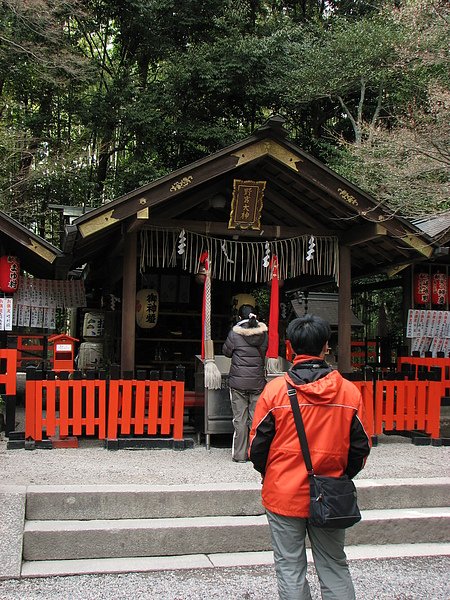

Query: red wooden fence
<box><xmin>107</xmin><ymin>378</ymin><xmax>185</xmax><ymax>441</ymax></box>
<box><xmin>22</xmin><ymin>369</ymin><xmax>440</xmax><ymax>443</ymax></box>
<box><xmin>0</xmin><ymin>349</ymin><xmax>17</xmax><ymax>395</ymax></box>
<box><xmin>351</xmin><ymin>380</ymin><xmax>375</xmax><ymax>438</ymax></box>
<box><xmin>374</xmin><ymin>379</ymin><xmax>441</xmax><ymax>439</ymax></box>
<box><xmin>25</xmin><ymin>376</ymin><xmax>107</xmax><ymax>441</ymax></box>
<box><xmin>25</xmin><ymin>374</ymin><xmax>185</xmax><ymax>441</ymax></box>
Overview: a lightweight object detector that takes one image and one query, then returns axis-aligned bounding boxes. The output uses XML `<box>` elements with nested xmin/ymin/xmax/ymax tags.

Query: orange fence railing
<box><xmin>25</xmin><ymin>373</ymin><xmax>107</xmax><ymax>441</ymax></box>
<box><xmin>22</xmin><ymin>366</ymin><xmax>441</xmax><ymax>444</ymax></box>
<box><xmin>351</xmin><ymin>380</ymin><xmax>375</xmax><ymax>438</ymax></box>
<box><xmin>345</xmin><ymin>373</ymin><xmax>442</xmax><ymax>440</ymax></box>
<box><xmin>107</xmin><ymin>377</ymin><xmax>185</xmax><ymax>441</ymax></box>
<box><xmin>0</xmin><ymin>349</ymin><xmax>17</xmax><ymax>395</ymax></box>
<box><xmin>25</xmin><ymin>372</ymin><xmax>185</xmax><ymax>442</ymax></box>
<box><xmin>374</xmin><ymin>379</ymin><xmax>442</xmax><ymax>439</ymax></box>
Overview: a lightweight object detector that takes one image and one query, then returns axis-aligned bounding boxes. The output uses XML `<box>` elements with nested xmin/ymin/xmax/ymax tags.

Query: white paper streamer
<box><xmin>140</xmin><ymin>228</ymin><xmax>338</xmax><ymax>283</ymax></box>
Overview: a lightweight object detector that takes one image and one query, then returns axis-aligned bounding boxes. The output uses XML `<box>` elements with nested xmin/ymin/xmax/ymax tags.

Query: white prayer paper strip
<box><xmin>22</xmin><ymin>305</ymin><xmax>31</xmax><ymax>328</ymax></box>
<box><xmin>4</xmin><ymin>298</ymin><xmax>13</xmax><ymax>331</ymax></box>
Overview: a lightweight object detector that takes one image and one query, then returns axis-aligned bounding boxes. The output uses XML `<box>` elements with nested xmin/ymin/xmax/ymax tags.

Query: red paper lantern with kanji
<box><xmin>413</xmin><ymin>272</ymin><xmax>430</xmax><ymax>305</ymax></box>
<box><xmin>432</xmin><ymin>272</ymin><xmax>447</xmax><ymax>305</ymax></box>
<box><xmin>0</xmin><ymin>255</ymin><xmax>20</xmax><ymax>293</ymax></box>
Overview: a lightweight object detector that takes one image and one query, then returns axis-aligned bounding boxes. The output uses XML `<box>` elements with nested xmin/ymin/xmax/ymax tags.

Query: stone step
<box><xmin>21</xmin><ymin>543</ymin><xmax>450</xmax><ymax>578</ymax></box>
<box><xmin>25</xmin><ymin>478</ymin><xmax>450</xmax><ymax>521</ymax></box>
<box><xmin>23</xmin><ymin>507</ymin><xmax>450</xmax><ymax>561</ymax></box>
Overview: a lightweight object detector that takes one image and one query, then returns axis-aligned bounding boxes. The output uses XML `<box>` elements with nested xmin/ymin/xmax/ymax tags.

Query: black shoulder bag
<box><xmin>286</xmin><ymin>382</ymin><xmax>361</xmax><ymax>529</ymax></box>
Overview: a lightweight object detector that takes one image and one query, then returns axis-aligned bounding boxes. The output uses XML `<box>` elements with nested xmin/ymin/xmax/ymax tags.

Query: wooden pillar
<box><xmin>121</xmin><ymin>232</ymin><xmax>137</xmax><ymax>374</ymax></box>
<box><xmin>402</xmin><ymin>267</ymin><xmax>413</xmax><ymax>354</ymax></box>
<box><xmin>338</xmin><ymin>244</ymin><xmax>352</xmax><ymax>373</ymax></box>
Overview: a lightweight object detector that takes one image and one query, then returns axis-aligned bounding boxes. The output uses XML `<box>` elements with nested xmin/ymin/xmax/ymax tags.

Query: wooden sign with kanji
<box><xmin>228</xmin><ymin>179</ymin><xmax>266</xmax><ymax>230</ymax></box>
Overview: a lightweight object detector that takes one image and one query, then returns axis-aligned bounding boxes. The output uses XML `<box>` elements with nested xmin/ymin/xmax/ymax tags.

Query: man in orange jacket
<box><xmin>249</xmin><ymin>315</ymin><xmax>371</xmax><ymax>600</ymax></box>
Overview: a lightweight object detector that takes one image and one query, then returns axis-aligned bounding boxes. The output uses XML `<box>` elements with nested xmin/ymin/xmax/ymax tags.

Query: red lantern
<box><xmin>0</xmin><ymin>256</ymin><xmax>20</xmax><ymax>293</ymax></box>
<box><xmin>413</xmin><ymin>272</ymin><xmax>430</xmax><ymax>305</ymax></box>
<box><xmin>432</xmin><ymin>272</ymin><xmax>447</xmax><ymax>305</ymax></box>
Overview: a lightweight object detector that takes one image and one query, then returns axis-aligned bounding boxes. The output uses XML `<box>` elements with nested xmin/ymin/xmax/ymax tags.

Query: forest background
<box><xmin>0</xmin><ymin>0</ymin><xmax>448</xmax><ymax>247</ymax></box>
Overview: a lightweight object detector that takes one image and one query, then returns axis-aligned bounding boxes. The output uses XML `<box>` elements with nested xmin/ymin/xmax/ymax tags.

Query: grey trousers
<box><xmin>229</xmin><ymin>388</ymin><xmax>261</xmax><ymax>461</ymax></box>
<box><xmin>266</xmin><ymin>510</ymin><xmax>356</xmax><ymax>600</ymax></box>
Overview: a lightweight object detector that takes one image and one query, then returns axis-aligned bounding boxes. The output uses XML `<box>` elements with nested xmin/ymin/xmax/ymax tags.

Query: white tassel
<box><xmin>265</xmin><ymin>356</ymin><xmax>282</xmax><ymax>374</ymax></box>
<box><xmin>204</xmin><ymin>358</ymin><xmax>222</xmax><ymax>389</ymax></box>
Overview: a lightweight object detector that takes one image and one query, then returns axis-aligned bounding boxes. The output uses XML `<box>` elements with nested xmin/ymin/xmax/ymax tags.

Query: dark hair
<box><xmin>286</xmin><ymin>315</ymin><xmax>331</xmax><ymax>356</ymax></box>
<box><xmin>239</xmin><ymin>304</ymin><xmax>258</xmax><ymax>328</ymax></box>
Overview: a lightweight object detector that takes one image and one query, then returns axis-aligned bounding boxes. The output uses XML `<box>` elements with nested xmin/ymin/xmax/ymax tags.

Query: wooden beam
<box><xmin>338</xmin><ymin>245</ymin><xmax>352</xmax><ymax>373</ymax></box>
<box><xmin>386</xmin><ymin>264</ymin><xmax>410</xmax><ymax>277</ymax></box>
<box><xmin>143</xmin><ymin>219</ymin><xmax>325</xmax><ymax>239</ymax></box>
<box><xmin>402</xmin><ymin>268</ymin><xmax>412</xmax><ymax>348</ymax></box>
<box><xmin>340</xmin><ymin>224</ymin><xmax>387</xmax><ymax>246</ymax></box>
<box><xmin>400</xmin><ymin>233</ymin><xmax>434</xmax><ymax>258</ymax></box>
<box><xmin>121</xmin><ymin>232</ymin><xmax>137</xmax><ymax>374</ymax></box>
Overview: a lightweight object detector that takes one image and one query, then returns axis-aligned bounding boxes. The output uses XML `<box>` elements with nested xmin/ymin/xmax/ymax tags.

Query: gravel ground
<box><xmin>0</xmin><ymin>425</ymin><xmax>449</xmax><ymax>599</ymax></box>
<box><xmin>0</xmin><ymin>556</ymin><xmax>448</xmax><ymax>599</ymax></box>
<box><xmin>0</xmin><ymin>433</ymin><xmax>449</xmax><ymax>486</ymax></box>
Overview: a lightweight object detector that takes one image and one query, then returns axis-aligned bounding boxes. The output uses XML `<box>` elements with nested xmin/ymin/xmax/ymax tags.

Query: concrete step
<box><xmin>21</xmin><ymin>543</ymin><xmax>450</xmax><ymax>578</ymax></box>
<box><xmin>25</xmin><ymin>478</ymin><xmax>450</xmax><ymax>521</ymax></box>
<box><xmin>23</xmin><ymin>507</ymin><xmax>450</xmax><ymax>561</ymax></box>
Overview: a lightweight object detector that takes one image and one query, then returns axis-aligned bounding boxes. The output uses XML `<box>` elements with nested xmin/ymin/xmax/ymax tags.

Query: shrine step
<box><xmin>22</xmin><ymin>507</ymin><xmax>450</xmax><ymax>561</ymax></box>
<box><xmin>15</xmin><ymin>478</ymin><xmax>450</xmax><ymax>577</ymax></box>
<box><xmin>25</xmin><ymin>478</ymin><xmax>450</xmax><ymax>521</ymax></box>
<box><xmin>20</xmin><ymin>543</ymin><xmax>450</xmax><ymax>578</ymax></box>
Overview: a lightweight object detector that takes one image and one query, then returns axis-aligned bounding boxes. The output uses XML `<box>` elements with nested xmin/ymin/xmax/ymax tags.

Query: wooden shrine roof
<box><xmin>0</xmin><ymin>210</ymin><xmax>63</xmax><ymax>278</ymax></box>
<box><xmin>67</xmin><ymin>116</ymin><xmax>441</xmax><ymax>280</ymax></box>
<box><xmin>413</xmin><ymin>210</ymin><xmax>450</xmax><ymax>246</ymax></box>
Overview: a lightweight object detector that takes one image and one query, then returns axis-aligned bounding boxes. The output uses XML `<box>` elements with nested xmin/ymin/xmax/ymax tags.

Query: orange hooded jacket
<box><xmin>248</xmin><ymin>355</ymin><xmax>371</xmax><ymax>518</ymax></box>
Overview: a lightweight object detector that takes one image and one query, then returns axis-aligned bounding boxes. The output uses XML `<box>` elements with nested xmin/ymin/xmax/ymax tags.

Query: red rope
<box><xmin>200</xmin><ymin>251</ymin><xmax>209</xmax><ymax>360</ymax></box>
<box><xmin>267</xmin><ymin>255</ymin><xmax>279</xmax><ymax>358</ymax></box>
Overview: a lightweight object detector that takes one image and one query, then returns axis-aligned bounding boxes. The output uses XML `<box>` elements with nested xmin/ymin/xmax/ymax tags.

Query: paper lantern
<box><xmin>432</xmin><ymin>272</ymin><xmax>447</xmax><ymax>305</ymax></box>
<box><xmin>136</xmin><ymin>289</ymin><xmax>159</xmax><ymax>329</ymax></box>
<box><xmin>413</xmin><ymin>272</ymin><xmax>430</xmax><ymax>305</ymax></box>
<box><xmin>0</xmin><ymin>255</ymin><xmax>20</xmax><ymax>293</ymax></box>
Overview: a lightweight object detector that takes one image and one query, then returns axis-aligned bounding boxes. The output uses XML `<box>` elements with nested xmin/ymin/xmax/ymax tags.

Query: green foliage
<box><xmin>250</xmin><ymin>286</ymin><xmax>271</xmax><ymax>321</ymax></box>
<box><xmin>352</xmin><ymin>276</ymin><xmax>404</xmax><ymax>340</ymax></box>
<box><xmin>0</xmin><ymin>0</ymin><xmax>448</xmax><ymax>240</ymax></box>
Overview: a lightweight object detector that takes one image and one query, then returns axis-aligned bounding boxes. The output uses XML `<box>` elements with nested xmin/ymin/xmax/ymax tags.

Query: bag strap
<box><xmin>286</xmin><ymin>382</ymin><xmax>314</xmax><ymax>476</ymax></box>
<box><xmin>257</xmin><ymin>345</ymin><xmax>265</xmax><ymax>362</ymax></box>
